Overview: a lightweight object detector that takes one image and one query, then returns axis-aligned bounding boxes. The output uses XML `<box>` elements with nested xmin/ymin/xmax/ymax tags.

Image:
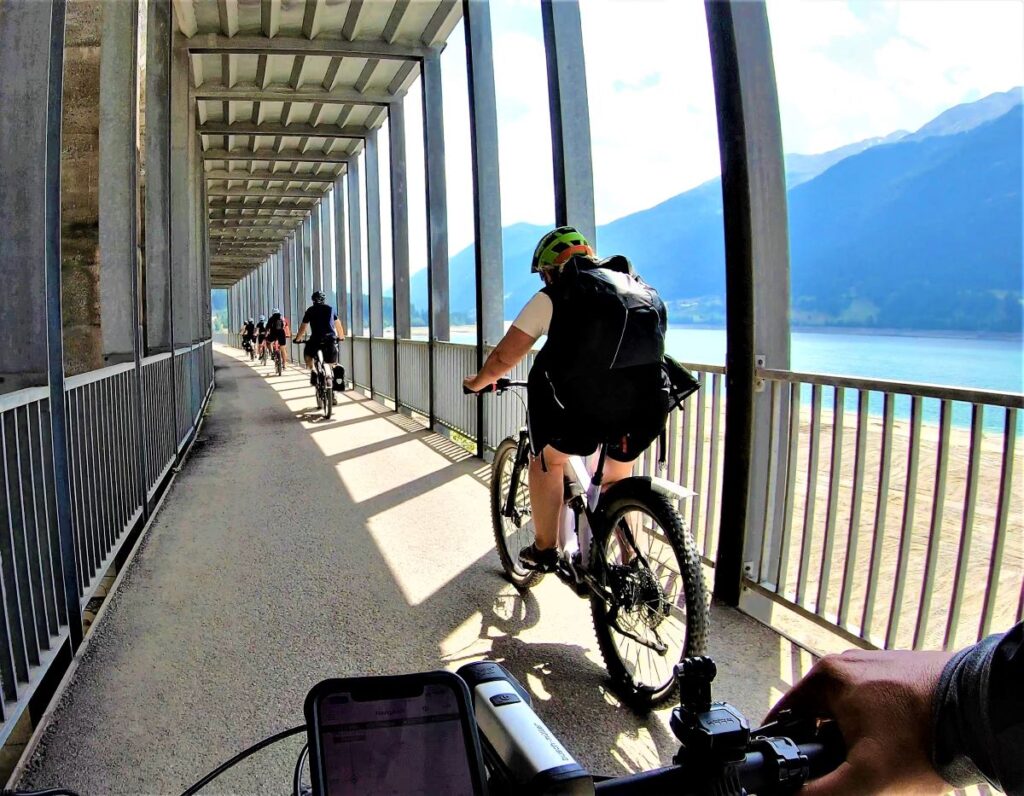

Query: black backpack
<box><xmin>541</xmin><ymin>255</ymin><xmax>666</xmax><ymax>378</ymax></box>
<box><xmin>270</xmin><ymin>314</ymin><xmax>285</xmax><ymax>332</ymax></box>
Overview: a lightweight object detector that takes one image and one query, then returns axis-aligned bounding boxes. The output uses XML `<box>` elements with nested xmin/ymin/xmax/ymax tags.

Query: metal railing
<box><xmin>0</xmin><ymin>339</ymin><xmax>213</xmax><ymax>744</ymax></box>
<box><xmin>746</xmin><ymin>370</ymin><xmax>1022</xmax><ymax>652</ymax></box>
<box><xmin>216</xmin><ymin>335</ymin><xmax>1022</xmax><ymax>654</ymax></box>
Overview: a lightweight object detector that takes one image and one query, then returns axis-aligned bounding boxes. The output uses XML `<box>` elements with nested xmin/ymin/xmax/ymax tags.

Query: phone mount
<box><xmin>671</xmin><ymin>657</ymin><xmax>818</xmax><ymax>795</ymax></box>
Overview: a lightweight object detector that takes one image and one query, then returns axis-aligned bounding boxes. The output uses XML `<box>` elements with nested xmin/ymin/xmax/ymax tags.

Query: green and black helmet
<box><xmin>530</xmin><ymin>225</ymin><xmax>594</xmax><ymax>273</ymax></box>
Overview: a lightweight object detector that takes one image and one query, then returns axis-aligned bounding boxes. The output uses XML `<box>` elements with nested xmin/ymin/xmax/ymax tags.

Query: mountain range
<box><xmin>411</xmin><ymin>87</ymin><xmax>1022</xmax><ymax>333</ymax></box>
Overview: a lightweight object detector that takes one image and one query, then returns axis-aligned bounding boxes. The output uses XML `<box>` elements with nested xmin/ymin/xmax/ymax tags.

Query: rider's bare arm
<box><xmin>293</xmin><ymin>322</ymin><xmax>308</xmax><ymax>341</ymax></box>
<box><xmin>334</xmin><ymin>318</ymin><xmax>345</xmax><ymax>340</ymax></box>
<box><xmin>464</xmin><ymin>326</ymin><xmax>536</xmax><ymax>392</ymax></box>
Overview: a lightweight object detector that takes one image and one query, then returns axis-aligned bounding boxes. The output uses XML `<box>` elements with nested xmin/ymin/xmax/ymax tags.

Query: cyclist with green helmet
<box><xmin>464</xmin><ymin>226</ymin><xmax>671</xmax><ymax>572</ymax></box>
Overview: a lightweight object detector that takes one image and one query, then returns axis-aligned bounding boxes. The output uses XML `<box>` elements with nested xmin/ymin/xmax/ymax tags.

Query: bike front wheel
<box><xmin>589</xmin><ymin>478</ymin><xmax>709</xmax><ymax>709</ymax></box>
<box><xmin>322</xmin><ymin>384</ymin><xmax>333</xmax><ymax>419</ymax></box>
<box><xmin>490</xmin><ymin>437</ymin><xmax>542</xmax><ymax>590</ymax></box>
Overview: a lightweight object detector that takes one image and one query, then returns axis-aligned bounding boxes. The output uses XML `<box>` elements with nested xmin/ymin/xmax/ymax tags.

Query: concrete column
<box><xmin>0</xmin><ymin>4</ymin><xmax>54</xmax><ymax>387</ymax></box>
<box><xmin>169</xmin><ymin>37</ymin><xmax>192</xmax><ymax>350</ymax></box>
<box><xmin>145</xmin><ymin>0</ymin><xmax>172</xmax><ymax>353</ymax></box>
<box><xmin>422</xmin><ymin>53</ymin><xmax>450</xmax><ymax>344</ymax></box>
<box><xmin>463</xmin><ymin>0</ymin><xmax>504</xmax><ymax>349</ymax></box>
<box><xmin>333</xmin><ymin>182</ymin><xmax>349</xmax><ymax>333</ymax></box>
<box><xmin>541</xmin><ymin>0</ymin><xmax>596</xmax><ymax>244</ymax></box>
<box><xmin>347</xmin><ymin>159</ymin><xmax>365</xmax><ymax>337</ymax></box>
<box><xmin>365</xmin><ymin>132</ymin><xmax>384</xmax><ymax>339</ymax></box>
<box><xmin>706</xmin><ymin>0</ymin><xmax>791</xmax><ymax>605</ymax></box>
<box><xmin>61</xmin><ymin>0</ymin><xmax>105</xmax><ymax>375</ymax></box>
<box><xmin>389</xmin><ymin>99</ymin><xmax>411</xmax><ymax>340</ymax></box>
<box><xmin>98</xmin><ymin>0</ymin><xmax>139</xmax><ymax>363</ymax></box>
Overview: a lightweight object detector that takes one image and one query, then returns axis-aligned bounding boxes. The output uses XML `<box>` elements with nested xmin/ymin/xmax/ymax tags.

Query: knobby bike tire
<box><xmin>275</xmin><ymin>352</ymin><xmax>282</xmax><ymax>376</ymax></box>
<box><xmin>490</xmin><ymin>437</ymin><xmax>542</xmax><ymax>590</ymax></box>
<box><xmin>589</xmin><ymin>479</ymin><xmax>709</xmax><ymax>709</ymax></box>
<box><xmin>322</xmin><ymin>384</ymin><xmax>333</xmax><ymax>419</ymax></box>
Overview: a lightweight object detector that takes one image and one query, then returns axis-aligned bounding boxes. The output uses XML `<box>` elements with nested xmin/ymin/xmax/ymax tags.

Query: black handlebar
<box><xmin>592</xmin><ymin>729</ymin><xmax>844</xmax><ymax>794</ymax></box>
<box><xmin>463</xmin><ymin>378</ymin><xmax>529</xmax><ymax>395</ymax></box>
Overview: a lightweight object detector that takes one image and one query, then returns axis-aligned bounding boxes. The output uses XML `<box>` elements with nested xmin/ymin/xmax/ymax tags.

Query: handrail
<box><xmin>759</xmin><ymin>367</ymin><xmax>1024</xmax><ymax>408</ymax></box>
<box><xmin>141</xmin><ymin>351</ymin><xmax>173</xmax><ymax>365</ymax></box>
<box><xmin>64</xmin><ymin>361</ymin><xmax>135</xmax><ymax>390</ymax></box>
<box><xmin>0</xmin><ymin>385</ymin><xmax>50</xmax><ymax>413</ymax></box>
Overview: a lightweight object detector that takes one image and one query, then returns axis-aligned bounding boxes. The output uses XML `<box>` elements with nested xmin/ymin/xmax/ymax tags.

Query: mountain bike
<box><xmin>243</xmin><ymin>337</ymin><xmax>255</xmax><ymax>360</ymax></box>
<box><xmin>470</xmin><ymin>378</ymin><xmax>709</xmax><ymax>709</ymax></box>
<box><xmin>270</xmin><ymin>341</ymin><xmax>283</xmax><ymax>377</ymax></box>
<box><xmin>296</xmin><ymin>338</ymin><xmax>338</xmax><ymax>420</ymax></box>
<box><xmin>259</xmin><ymin>339</ymin><xmax>269</xmax><ymax>366</ymax></box>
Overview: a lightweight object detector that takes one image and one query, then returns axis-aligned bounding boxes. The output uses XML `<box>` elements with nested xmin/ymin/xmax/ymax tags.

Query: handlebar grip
<box><xmin>463</xmin><ymin>378</ymin><xmax>511</xmax><ymax>395</ymax></box>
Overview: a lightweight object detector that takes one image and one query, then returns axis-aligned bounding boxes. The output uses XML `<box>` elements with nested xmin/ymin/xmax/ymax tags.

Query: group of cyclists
<box><xmin>238</xmin><ymin>290</ymin><xmax>346</xmax><ymax>385</ymax></box>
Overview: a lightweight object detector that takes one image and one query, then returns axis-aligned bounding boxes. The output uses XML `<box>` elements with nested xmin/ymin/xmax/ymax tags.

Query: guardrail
<box><xmin>0</xmin><ymin>339</ymin><xmax>214</xmax><ymax>744</ymax></box>
<box><xmin>745</xmin><ymin>370</ymin><xmax>1022</xmax><ymax>652</ymax></box>
<box><xmin>217</xmin><ymin>335</ymin><xmax>1022</xmax><ymax>654</ymax></box>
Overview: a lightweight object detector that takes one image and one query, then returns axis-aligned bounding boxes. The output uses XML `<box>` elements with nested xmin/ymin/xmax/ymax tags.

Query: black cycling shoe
<box><xmin>519</xmin><ymin>543</ymin><xmax>557</xmax><ymax>572</ymax></box>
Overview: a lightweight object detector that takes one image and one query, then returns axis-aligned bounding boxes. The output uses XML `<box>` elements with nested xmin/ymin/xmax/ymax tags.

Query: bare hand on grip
<box><xmin>765</xmin><ymin>648</ymin><xmax>954</xmax><ymax>795</ymax></box>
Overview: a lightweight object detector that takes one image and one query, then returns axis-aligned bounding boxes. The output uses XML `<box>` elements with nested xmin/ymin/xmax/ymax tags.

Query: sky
<box><xmin>361</xmin><ymin>0</ymin><xmax>1024</xmax><ymax>303</ymax></box>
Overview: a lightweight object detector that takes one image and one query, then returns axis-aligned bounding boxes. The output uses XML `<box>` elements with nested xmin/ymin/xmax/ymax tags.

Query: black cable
<box><xmin>292</xmin><ymin>743</ymin><xmax>309</xmax><ymax>796</ymax></box>
<box><xmin>179</xmin><ymin>724</ymin><xmax>306</xmax><ymax>796</ymax></box>
<box><xmin>2</xmin><ymin>789</ymin><xmax>81</xmax><ymax>796</ymax></box>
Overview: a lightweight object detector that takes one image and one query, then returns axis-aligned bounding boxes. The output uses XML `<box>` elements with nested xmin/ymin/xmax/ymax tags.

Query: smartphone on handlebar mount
<box><xmin>304</xmin><ymin>671</ymin><xmax>489</xmax><ymax>796</ymax></box>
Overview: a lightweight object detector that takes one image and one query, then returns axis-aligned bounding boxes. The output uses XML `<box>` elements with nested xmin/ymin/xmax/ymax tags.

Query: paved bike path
<box><xmin>19</xmin><ymin>346</ymin><xmax>808</xmax><ymax>794</ymax></box>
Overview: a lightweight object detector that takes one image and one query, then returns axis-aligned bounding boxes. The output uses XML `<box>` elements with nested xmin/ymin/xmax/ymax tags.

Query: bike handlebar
<box><xmin>462</xmin><ymin>378</ymin><xmax>529</xmax><ymax>395</ymax></box>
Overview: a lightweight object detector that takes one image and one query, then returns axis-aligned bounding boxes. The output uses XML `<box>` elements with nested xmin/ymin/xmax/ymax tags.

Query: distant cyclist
<box><xmin>265</xmin><ymin>308</ymin><xmax>290</xmax><ymax>370</ymax></box>
<box><xmin>292</xmin><ymin>291</ymin><xmax>345</xmax><ymax>385</ymax></box>
<box><xmin>463</xmin><ymin>226</ymin><xmax>671</xmax><ymax>572</ymax></box>
<box><xmin>240</xmin><ymin>317</ymin><xmax>256</xmax><ymax>355</ymax></box>
<box><xmin>255</xmin><ymin>315</ymin><xmax>268</xmax><ymax>359</ymax></box>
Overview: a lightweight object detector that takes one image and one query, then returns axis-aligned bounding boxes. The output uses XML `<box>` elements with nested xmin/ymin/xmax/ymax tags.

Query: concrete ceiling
<box><xmin>174</xmin><ymin>0</ymin><xmax>462</xmax><ymax>284</ymax></box>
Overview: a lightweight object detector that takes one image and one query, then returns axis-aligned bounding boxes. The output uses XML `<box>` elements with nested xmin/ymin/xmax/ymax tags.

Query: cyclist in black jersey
<box><xmin>264</xmin><ymin>308</ymin><xmax>290</xmax><ymax>370</ymax></box>
<box><xmin>240</xmin><ymin>318</ymin><xmax>256</xmax><ymax>354</ymax></box>
<box><xmin>291</xmin><ymin>291</ymin><xmax>345</xmax><ymax>385</ymax></box>
<box><xmin>255</xmin><ymin>315</ymin><xmax>268</xmax><ymax>359</ymax></box>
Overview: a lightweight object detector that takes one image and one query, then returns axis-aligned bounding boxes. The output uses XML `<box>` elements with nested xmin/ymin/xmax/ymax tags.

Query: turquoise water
<box><xmin>442</xmin><ymin>326</ymin><xmax>1022</xmax><ymax>434</ymax></box>
<box><xmin>670</xmin><ymin>327</ymin><xmax>1023</xmax><ymax>435</ymax></box>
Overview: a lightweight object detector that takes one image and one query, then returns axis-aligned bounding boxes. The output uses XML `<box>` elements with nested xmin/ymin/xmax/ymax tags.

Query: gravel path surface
<box><xmin>19</xmin><ymin>347</ymin><xmax>807</xmax><ymax>794</ymax></box>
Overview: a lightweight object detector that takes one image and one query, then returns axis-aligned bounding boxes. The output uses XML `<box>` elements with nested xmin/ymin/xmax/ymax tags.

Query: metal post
<box><xmin>366</xmin><ymin>134</ymin><xmax>383</xmax><ymax>398</ymax></box>
<box><xmin>320</xmin><ymin>196</ymin><xmax>333</xmax><ymax>305</ymax></box>
<box><xmin>311</xmin><ymin>201</ymin><xmax>323</xmax><ymax>292</ymax></box>
<box><xmin>348</xmin><ymin>158</ymin><xmax>365</xmax><ymax>338</ymax></box>
<box><xmin>464</xmin><ymin>0</ymin><xmax>504</xmax><ymax>456</ymax></box>
<box><xmin>541</xmin><ymin>0</ymin><xmax>596</xmax><ymax>244</ymax></box>
<box><xmin>422</xmin><ymin>53</ymin><xmax>449</xmax><ymax>427</ymax></box>
<box><xmin>389</xmin><ymin>99</ymin><xmax>411</xmax><ymax>409</ymax></box>
<box><xmin>302</xmin><ymin>215</ymin><xmax>313</xmax><ymax>305</ymax></box>
<box><xmin>170</xmin><ymin>38</ymin><xmax>192</xmax><ymax>350</ymax></box>
<box><xmin>705</xmin><ymin>0</ymin><xmax>791</xmax><ymax>606</ymax></box>
<box><xmin>333</xmin><ymin>181</ymin><xmax>349</xmax><ymax>335</ymax></box>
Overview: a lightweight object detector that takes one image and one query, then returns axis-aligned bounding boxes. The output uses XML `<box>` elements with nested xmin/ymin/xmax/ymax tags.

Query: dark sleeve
<box><xmin>301</xmin><ymin>308</ymin><xmax>310</xmax><ymax>324</ymax></box>
<box><xmin>931</xmin><ymin>622</ymin><xmax>1024</xmax><ymax>793</ymax></box>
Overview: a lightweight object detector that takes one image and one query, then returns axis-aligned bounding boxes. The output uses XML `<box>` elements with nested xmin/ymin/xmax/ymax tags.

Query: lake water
<box><xmin>440</xmin><ymin>326</ymin><xmax>1023</xmax><ymax>434</ymax></box>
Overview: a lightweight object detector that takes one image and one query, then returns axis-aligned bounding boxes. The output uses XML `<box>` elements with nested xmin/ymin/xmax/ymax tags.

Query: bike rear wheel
<box><xmin>321</xmin><ymin>381</ymin><xmax>333</xmax><ymax>419</ymax></box>
<box><xmin>589</xmin><ymin>478</ymin><xmax>708</xmax><ymax>709</ymax></box>
<box><xmin>490</xmin><ymin>437</ymin><xmax>542</xmax><ymax>590</ymax></box>
<box><xmin>275</xmin><ymin>350</ymin><xmax>282</xmax><ymax>376</ymax></box>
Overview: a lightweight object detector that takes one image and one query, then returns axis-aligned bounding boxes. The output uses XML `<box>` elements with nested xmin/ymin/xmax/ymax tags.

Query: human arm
<box><xmin>334</xmin><ymin>316</ymin><xmax>345</xmax><ymax>341</ymax></box>
<box><xmin>764</xmin><ymin>623</ymin><xmax>1023</xmax><ymax>795</ymax></box>
<box><xmin>293</xmin><ymin>322</ymin><xmax>308</xmax><ymax>342</ymax></box>
<box><xmin>463</xmin><ymin>326</ymin><xmax>537</xmax><ymax>392</ymax></box>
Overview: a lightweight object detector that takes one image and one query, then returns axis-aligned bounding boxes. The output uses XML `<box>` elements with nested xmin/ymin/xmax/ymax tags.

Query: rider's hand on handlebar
<box><xmin>765</xmin><ymin>648</ymin><xmax>954</xmax><ymax>795</ymax></box>
<box><xmin>463</xmin><ymin>375</ymin><xmax>494</xmax><ymax>394</ymax></box>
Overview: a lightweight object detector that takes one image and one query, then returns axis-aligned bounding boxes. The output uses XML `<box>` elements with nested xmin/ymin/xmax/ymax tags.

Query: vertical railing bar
<box><xmin>6</xmin><ymin>411</ymin><xmax>41</xmax><ymax>665</ymax></box>
<box><xmin>796</xmin><ymin>383</ymin><xmax>822</xmax><ymax>607</ymax></box>
<box><xmin>705</xmin><ymin>372</ymin><xmax>723</xmax><ymax>559</ymax></box>
<box><xmin>14</xmin><ymin>408</ymin><xmax>45</xmax><ymax>659</ymax></box>
<box><xmin>815</xmin><ymin>386</ymin><xmax>844</xmax><ymax>616</ymax></box>
<box><xmin>84</xmin><ymin>384</ymin><xmax>100</xmax><ymax>580</ymax></box>
<box><xmin>0</xmin><ymin>419</ymin><xmax>30</xmax><ymax>684</ymax></box>
<box><xmin>837</xmin><ymin>390</ymin><xmax>869</xmax><ymax>629</ymax></box>
<box><xmin>100</xmin><ymin>377</ymin><xmax>116</xmax><ymax>554</ymax></box>
<box><xmin>776</xmin><ymin>381</ymin><xmax>801</xmax><ymax>596</ymax></box>
<box><xmin>22</xmin><ymin>404</ymin><xmax>52</xmax><ymax>643</ymax></box>
<box><xmin>678</xmin><ymin>383</ymin><xmax>692</xmax><ymax>491</ymax></box>
<box><xmin>861</xmin><ymin>392</ymin><xmax>895</xmax><ymax>642</ymax></box>
<box><xmin>885</xmin><ymin>394</ymin><xmax>923</xmax><ymax>648</ymax></box>
<box><xmin>913</xmin><ymin>399</ymin><xmax>952</xmax><ymax>649</ymax></box>
<box><xmin>690</xmin><ymin>372</ymin><xmax>707</xmax><ymax>554</ymax></box>
<box><xmin>67</xmin><ymin>391</ymin><xmax>86</xmax><ymax>589</ymax></box>
<box><xmin>756</xmin><ymin>379</ymin><xmax>781</xmax><ymax>585</ymax></box>
<box><xmin>32</xmin><ymin>402</ymin><xmax>61</xmax><ymax>636</ymax></box>
<box><xmin>945</xmin><ymin>404</ymin><xmax>985</xmax><ymax>649</ymax></box>
<box><xmin>980</xmin><ymin>407</ymin><xmax>1017</xmax><ymax>638</ymax></box>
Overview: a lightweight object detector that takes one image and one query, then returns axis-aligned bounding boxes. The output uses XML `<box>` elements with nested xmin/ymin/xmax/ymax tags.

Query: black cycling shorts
<box><xmin>266</xmin><ymin>330</ymin><xmax>286</xmax><ymax>346</ymax></box>
<box><xmin>304</xmin><ymin>338</ymin><xmax>337</xmax><ymax>364</ymax></box>
<box><xmin>257</xmin><ymin>332</ymin><xmax>267</xmax><ymax>342</ymax></box>
<box><xmin>527</xmin><ymin>364</ymin><xmax>668</xmax><ymax>463</ymax></box>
